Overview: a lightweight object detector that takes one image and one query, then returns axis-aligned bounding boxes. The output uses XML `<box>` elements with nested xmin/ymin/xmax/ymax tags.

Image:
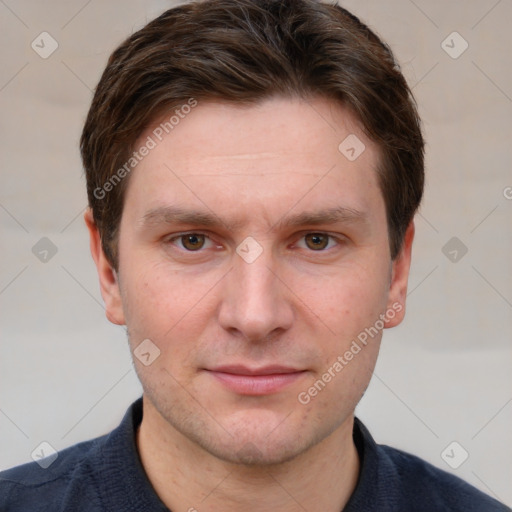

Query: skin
<box><xmin>85</xmin><ymin>96</ymin><xmax>414</xmax><ymax>511</ymax></box>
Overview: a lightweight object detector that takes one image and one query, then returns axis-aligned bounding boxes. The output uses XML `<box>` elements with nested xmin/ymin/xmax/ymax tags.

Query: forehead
<box><xmin>123</xmin><ymin>96</ymin><xmax>384</xmax><ymax>228</ymax></box>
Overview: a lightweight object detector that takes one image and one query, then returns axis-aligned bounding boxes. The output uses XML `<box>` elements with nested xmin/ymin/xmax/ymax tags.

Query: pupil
<box><xmin>184</xmin><ymin>234</ymin><xmax>203</xmax><ymax>250</ymax></box>
<box><xmin>307</xmin><ymin>233</ymin><xmax>328</xmax><ymax>250</ymax></box>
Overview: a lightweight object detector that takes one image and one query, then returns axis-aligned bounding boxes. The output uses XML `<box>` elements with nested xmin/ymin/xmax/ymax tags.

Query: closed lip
<box><xmin>206</xmin><ymin>364</ymin><xmax>304</xmax><ymax>376</ymax></box>
<box><xmin>204</xmin><ymin>364</ymin><xmax>307</xmax><ymax>395</ymax></box>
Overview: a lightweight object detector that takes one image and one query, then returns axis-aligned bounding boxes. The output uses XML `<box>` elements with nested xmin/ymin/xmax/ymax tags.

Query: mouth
<box><xmin>204</xmin><ymin>365</ymin><xmax>308</xmax><ymax>396</ymax></box>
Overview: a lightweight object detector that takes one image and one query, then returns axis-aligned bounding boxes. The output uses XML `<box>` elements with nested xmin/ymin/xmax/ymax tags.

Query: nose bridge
<box><xmin>235</xmin><ymin>252</ymin><xmax>275</xmax><ymax>300</ymax></box>
<box><xmin>218</xmin><ymin>242</ymin><xmax>293</xmax><ymax>340</ymax></box>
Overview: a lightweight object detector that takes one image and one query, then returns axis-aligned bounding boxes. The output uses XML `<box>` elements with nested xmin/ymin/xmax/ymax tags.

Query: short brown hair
<box><xmin>81</xmin><ymin>0</ymin><xmax>424</xmax><ymax>269</ymax></box>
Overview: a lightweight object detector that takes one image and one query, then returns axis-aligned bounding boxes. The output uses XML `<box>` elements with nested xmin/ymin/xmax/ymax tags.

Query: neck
<box><xmin>136</xmin><ymin>396</ymin><xmax>360</xmax><ymax>512</ymax></box>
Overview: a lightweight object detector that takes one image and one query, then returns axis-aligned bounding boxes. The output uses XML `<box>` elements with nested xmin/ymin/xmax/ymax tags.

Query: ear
<box><xmin>84</xmin><ymin>208</ymin><xmax>125</xmax><ymax>325</ymax></box>
<box><xmin>384</xmin><ymin>221</ymin><xmax>415</xmax><ymax>328</ymax></box>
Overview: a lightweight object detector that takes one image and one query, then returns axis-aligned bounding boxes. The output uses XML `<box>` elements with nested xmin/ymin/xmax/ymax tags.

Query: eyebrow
<box><xmin>140</xmin><ymin>206</ymin><xmax>242</xmax><ymax>231</ymax></box>
<box><xmin>272</xmin><ymin>206</ymin><xmax>367</xmax><ymax>230</ymax></box>
<box><xmin>139</xmin><ymin>205</ymin><xmax>367</xmax><ymax>232</ymax></box>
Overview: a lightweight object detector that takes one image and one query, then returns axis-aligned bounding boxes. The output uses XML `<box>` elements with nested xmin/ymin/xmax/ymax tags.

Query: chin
<box><xmin>143</xmin><ymin>379</ymin><xmax>345</xmax><ymax>468</ymax></box>
<box><xmin>201</xmin><ymin>432</ymin><xmax>309</xmax><ymax>467</ymax></box>
<box><xmin>193</xmin><ymin>410</ymin><xmax>328</xmax><ymax>467</ymax></box>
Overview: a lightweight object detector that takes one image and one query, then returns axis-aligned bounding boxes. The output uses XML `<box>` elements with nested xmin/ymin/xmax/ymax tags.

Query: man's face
<box><xmin>93</xmin><ymin>97</ymin><xmax>411</xmax><ymax>465</ymax></box>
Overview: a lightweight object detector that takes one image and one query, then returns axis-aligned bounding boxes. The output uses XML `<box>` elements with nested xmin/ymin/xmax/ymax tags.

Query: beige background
<box><xmin>1</xmin><ymin>0</ymin><xmax>511</xmax><ymax>506</ymax></box>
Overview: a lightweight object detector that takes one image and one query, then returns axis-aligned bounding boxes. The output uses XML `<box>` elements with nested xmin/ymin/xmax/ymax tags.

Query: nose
<box><xmin>217</xmin><ymin>245</ymin><xmax>294</xmax><ymax>343</ymax></box>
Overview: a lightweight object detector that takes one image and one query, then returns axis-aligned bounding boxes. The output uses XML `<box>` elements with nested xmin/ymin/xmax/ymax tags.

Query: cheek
<box><xmin>120</xmin><ymin>260</ymin><xmax>223</xmax><ymax>355</ymax></box>
<box><xmin>297</xmin><ymin>261</ymin><xmax>391</xmax><ymax>337</ymax></box>
<box><xmin>303</xmin><ymin>274</ymin><xmax>385</xmax><ymax>392</ymax></box>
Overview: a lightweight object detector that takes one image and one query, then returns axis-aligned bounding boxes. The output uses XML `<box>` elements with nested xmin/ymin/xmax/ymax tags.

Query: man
<box><xmin>0</xmin><ymin>0</ymin><xmax>509</xmax><ymax>510</ymax></box>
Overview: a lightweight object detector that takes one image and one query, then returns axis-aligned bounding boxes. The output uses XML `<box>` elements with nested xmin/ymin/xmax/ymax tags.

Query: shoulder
<box><xmin>379</xmin><ymin>443</ymin><xmax>509</xmax><ymax>511</ymax></box>
<box><xmin>0</xmin><ymin>398</ymin><xmax>147</xmax><ymax>512</ymax></box>
<box><xmin>349</xmin><ymin>418</ymin><xmax>510</xmax><ymax>512</ymax></box>
<box><xmin>0</xmin><ymin>434</ymin><xmax>108</xmax><ymax>511</ymax></box>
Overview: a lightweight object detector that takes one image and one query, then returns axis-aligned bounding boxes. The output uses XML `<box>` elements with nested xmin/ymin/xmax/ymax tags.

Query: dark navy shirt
<box><xmin>0</xmin><ymin>397</ymin><xmax>509</xmax><ymax>511</ymax></box>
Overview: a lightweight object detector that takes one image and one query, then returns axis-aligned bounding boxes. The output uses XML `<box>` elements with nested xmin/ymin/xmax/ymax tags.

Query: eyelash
<box><xmin>166</xmin><ymin>232</ymin><xmax>343</xmax><ymax>253</ymax></box>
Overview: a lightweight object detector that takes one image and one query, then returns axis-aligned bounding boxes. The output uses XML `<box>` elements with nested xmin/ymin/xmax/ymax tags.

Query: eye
<box><xmin>169</xmin><ymin>233</ymin><xmax>213</xmax><ymax>251</ymax></box>
<box><xmin>297</xmin><ymin>233</ymin><xmax>339</xmax><ymax>251</ymax></box>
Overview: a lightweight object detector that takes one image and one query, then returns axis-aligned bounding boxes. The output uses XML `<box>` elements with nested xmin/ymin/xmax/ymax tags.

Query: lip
<box><xmin>205</xmin><ymin>365</ymin><xmax>307</xmax><ymax>395</ymax></box>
